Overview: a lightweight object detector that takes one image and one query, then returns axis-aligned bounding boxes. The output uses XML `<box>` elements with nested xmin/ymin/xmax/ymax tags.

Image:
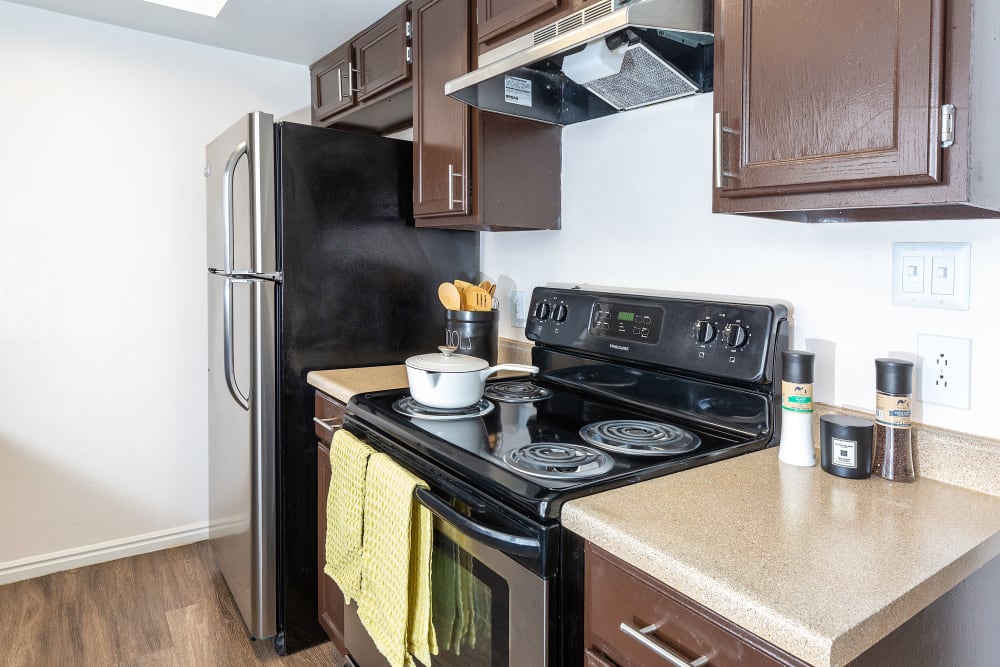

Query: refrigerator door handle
<box><xmin>222</xmin><ymin>141</ymin><xmax>249</xmax><ymax>275</ymax></box>
<box><xmin>209</xmin><ymin>268</ymin><xmax>284</xmax><ymax>283</ymax></box>
<box><xmin>223</xmin><ymin>276</ymin><xmax>251</xmax><ymax>410</ymax></box>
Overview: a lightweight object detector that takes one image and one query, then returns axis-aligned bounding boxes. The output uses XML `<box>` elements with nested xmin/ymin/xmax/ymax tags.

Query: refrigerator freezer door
<box><xmin>206</xmin><ymin>112</ymin><xmax>277</xmax><ymax>640</ymax></box>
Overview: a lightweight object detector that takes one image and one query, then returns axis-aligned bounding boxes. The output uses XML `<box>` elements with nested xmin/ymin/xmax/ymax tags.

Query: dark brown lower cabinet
<box><xmin>585</xmin><ymin>541</ymin><xmax>1000</xmax><ymax>667</ymax></box>
<box><xmin>315</xmin><ymin>392</ymin><xmax>347</xmax><ymax>654</ymax></box>
<box><xmin>584</xmin><ymin>543</ymin><xmax>809</xmax><ymax>667</ymax></box>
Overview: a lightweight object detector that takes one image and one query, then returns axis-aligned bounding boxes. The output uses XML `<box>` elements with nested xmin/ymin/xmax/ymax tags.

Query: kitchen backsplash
<box><xmin>480</xmin><ymin>93</ymin><xmax>1000</xmax><ymax>440</ymax></box>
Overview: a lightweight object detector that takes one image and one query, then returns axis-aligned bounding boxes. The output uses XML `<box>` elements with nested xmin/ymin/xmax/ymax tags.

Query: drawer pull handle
<box><xmin>313</xmin><ymin>416</ymin><xmax>343</xmax><ymax>432</ymax></box>
<box><xmin>620</xmin><ymin>622</ymin><xmax>709</xmax><ymax>667</ymax></box>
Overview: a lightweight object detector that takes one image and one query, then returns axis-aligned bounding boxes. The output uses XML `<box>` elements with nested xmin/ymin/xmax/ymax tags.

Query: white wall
<box><xmin>0</xmin><ymin>2</ymin><xmax>308</xmax><ymax>580</ymax></box>
<box><xmin>482</xmin><ymin>94</ymin><xmax>1000</xmax><ymax>439</ymax></box>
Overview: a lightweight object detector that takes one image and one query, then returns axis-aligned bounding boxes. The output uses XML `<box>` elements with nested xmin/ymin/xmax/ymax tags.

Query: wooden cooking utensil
<box><xmin>463</xmin><ymin>286</ymin><xmax>492</xmax><ymax>311</ymax></box>
<box><xmin>478</xmin><ymin>280</ymin><xmax>494</xmax><ymax>295</ymax></box>
<box><xmin>438</xmin><ymin>282</ymin><xmax>462</xmax><ymax>311</ymax></box>
<box><xmin>454</xmin><ymin>279</ymin><xmax>475</xmax><ymax>293</ymax></box>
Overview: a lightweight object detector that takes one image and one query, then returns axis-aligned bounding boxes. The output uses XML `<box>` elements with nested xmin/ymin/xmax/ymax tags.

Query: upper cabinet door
<box><xmin>311</xmin><ymin>43</ymin><xmax>354</xmax><ymax>122</ymax></box>
<box><xmin>715</xmin><ymin>0</ymin><xmax>946</xmax><ymax>198</ymax></box>
<box><xmin>413</xmin><ymin>0</ymin><xmax>470</xmax><ymax>217</ymax></box>
<box><xmin>476</xmin><ymin>0</ymin><xmax>562</xmax><ymax>44</ymax></box>
<box><xmin>353</xmin><ymin>4</ymin><xmax>411</xmax><ymax>102</ymax></box>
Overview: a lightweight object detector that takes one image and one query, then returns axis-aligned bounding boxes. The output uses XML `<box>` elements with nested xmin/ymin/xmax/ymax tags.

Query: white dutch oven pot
<box><xmin>405</xmin><ymin>346</ymin><xmax>538</xmax><ymax>409</ymax></box>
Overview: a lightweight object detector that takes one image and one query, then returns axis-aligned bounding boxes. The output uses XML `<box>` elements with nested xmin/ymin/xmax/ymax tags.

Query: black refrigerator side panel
<box><xmin>273</xmin><ymin>121</ymin><xmax>479</xmax><ymax>653</ymax></box>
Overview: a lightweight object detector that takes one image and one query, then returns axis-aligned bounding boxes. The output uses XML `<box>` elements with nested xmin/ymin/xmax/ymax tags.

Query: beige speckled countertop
<box><xmin>563</xmin><ymin>447</ymin><xmax>1000</xmax><ymax>667</ymax></box>
<box><xmin>307</xmin><ymin>365</ymin><xmax>409</xmax><ymax>404</ymax></box>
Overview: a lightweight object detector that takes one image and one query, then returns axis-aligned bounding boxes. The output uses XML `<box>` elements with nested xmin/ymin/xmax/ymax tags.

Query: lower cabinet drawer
<box><xmin>314</xmin><ymin>391</ymin><xmax>346</xmax><ymax>445</ymax></box>
<box><xmin>584</xmin><ymin>543</ymin><xmax>808</xmax><ymax>667</ymax></box>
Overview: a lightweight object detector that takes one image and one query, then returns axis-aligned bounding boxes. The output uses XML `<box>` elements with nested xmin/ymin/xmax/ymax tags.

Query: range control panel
<box><xmin>525</xmin><ymin>287</ymin><xmax>789</xmax><ymax>384</ymax></box>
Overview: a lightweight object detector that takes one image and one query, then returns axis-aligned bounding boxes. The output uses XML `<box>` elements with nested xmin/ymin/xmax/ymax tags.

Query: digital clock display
<box><xmin>591</xmin><ymin>301</ymin><xmax>663</xmax><ymax>344</ymax></box>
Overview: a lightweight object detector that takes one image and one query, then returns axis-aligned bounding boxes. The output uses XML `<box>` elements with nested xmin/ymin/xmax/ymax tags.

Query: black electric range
<box><xmin>348</xmin><ymin>286</ymin><xmax>789</xmax><ymax>522</ymax></box>
<box><xmin>341</xmin><ymin>286</ymin><xmax>790</xmax><ymax>667</ymax></box>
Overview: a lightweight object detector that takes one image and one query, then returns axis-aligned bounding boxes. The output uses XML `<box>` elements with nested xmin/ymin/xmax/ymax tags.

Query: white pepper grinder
<box><xmin>778</xmin><ymin>350</ymin><xmax>816</xmax><ymax>466</ymax></box>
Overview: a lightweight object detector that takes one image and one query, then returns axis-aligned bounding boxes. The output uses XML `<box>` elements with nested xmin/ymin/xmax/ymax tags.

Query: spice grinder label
<box><xmin>781</xmin><ymin>381</ymin><xmax>813</xmax><ymax>412</ymax></box>
<box><xmin>875</xmin><ymin>392</ymin><xmax>911</xmax><ymax>428</ymax></box>
<box><xmin>832</xmin><ymin>437</ymin><xmax>858</xmax><ymax>468</ymax></box>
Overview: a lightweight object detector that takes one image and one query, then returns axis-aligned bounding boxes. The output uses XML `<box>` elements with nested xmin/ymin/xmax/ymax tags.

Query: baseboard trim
<box><xmin>0</xmin><ymin>522</ymin><xmax>210</xmax><ymax>585</ymax></box>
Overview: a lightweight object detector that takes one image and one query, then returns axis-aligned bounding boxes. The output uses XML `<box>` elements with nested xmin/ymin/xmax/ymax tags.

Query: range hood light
<box><xmin>563</xmin><ymin>38</ymin><xmax>627</xmax><ymax>85</ymax></box>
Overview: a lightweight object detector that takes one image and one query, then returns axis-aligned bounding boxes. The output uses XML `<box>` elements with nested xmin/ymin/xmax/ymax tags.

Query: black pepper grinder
<box><xmin>873</xmin><ymin>358</ymin><xmax>915</xmax><ymax>482</ymax></box>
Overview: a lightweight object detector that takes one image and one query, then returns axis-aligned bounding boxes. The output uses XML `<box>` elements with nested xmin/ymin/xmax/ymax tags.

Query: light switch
<box><xmin>931</xmin><ymin>256</ymin><xmax>956</xmax><ymax>295</ymax></box>
<box><xmin>891</xmin><ymin>242</ymin><xmax>971</xmax><ymax>310</ymax></box>
<box><xmin>902</xmin><ymin>256</ymin><xmax>925</xmax><ymax>293</ymax></box>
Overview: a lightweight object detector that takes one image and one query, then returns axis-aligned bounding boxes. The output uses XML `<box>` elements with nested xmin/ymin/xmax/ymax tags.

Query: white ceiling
<box><xmin>5</xmin><ymin>0</ymin><xmax>402</xmax><ymax>65</ymax></box>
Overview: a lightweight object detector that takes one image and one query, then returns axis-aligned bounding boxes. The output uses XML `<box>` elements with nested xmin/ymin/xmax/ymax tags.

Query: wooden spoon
<box><xmin>478</xmin><ymin>280</ymin><xmax>493</xmax><ymax>295</ymax></box>
<box><xmin>438</xmin><ymin>282</ymin><xmax>462</xmax><ymax>311</ymax></box>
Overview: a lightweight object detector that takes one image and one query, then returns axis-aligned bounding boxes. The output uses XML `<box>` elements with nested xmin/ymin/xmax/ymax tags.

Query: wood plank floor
<box><xmin>0</xmin><ymin>541</ymin><xmax>345</xmax><ymax>667</ymax></box>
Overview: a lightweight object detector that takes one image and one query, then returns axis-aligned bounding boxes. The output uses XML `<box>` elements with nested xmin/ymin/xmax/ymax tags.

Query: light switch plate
<box><xmin>891</xmin><ymin>242</ymin><xmax>971</xmax><ymax>310</ymax></box>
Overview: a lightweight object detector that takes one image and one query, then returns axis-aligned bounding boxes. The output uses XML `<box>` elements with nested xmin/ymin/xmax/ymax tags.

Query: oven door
<box><xmin>344</xmin><ymin>487</ymin><xmax>549</xmax><ymax>667</ymax></box>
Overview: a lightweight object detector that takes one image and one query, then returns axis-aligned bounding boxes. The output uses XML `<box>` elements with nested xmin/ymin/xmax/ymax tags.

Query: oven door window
<box><xmin>431</xmin><ymin>531</ymin><xmax>508</xmax><ymax>666</ymax></box>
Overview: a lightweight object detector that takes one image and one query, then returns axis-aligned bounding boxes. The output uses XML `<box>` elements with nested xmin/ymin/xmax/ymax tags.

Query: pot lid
<box><xmin>406</xmin><ymin>346</ymin><xmax>490</xmax><ymax>372</ymax></box>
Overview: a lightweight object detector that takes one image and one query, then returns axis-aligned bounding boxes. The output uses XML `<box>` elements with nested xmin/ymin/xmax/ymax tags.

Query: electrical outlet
<box><xmin>917</xmin><ymin>334</ymin><xmax>972</xmax><ymax>409</ymax></box>
<box><xmin>510</xmin><ymin>291</ymin><xmax>527</xmax><ymax>328</ymax></box>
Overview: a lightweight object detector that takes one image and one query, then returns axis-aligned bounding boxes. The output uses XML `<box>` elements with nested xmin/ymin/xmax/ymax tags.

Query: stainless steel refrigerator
<box><xmin>205</xmin><ymin>112</ymin><xmax>478</xmax><ymax>654</ymax></box>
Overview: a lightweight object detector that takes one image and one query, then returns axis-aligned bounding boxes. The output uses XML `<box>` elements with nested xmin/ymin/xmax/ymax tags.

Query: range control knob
<box><xmin>533</xmin><ymin>301</ymin><xmax>551</xmax><ymax>320</ymax></box>
<box><xmin>553</xmin><ymin>304</ymin><xmax>568</xmax><ymax>323</ymax></box>
<box><xmin>722</xmin><ymin>323</ymin><xmax>749</xmax><ymax>348</ymax></box>
<box><xmin>694</xmin><ymin>320</ymin><xmax>716</xmax><ymax>343</ymax></box>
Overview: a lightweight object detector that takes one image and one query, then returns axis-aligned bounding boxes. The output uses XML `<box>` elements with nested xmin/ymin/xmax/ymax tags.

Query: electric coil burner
<box><xmin>503</xmin><ymin>442</ymin><xmax>615</xmax><ymax>480</ymax></box>
<box><xmin>391</xmin><ymin>396</ymin><xmax>494</xmax><ymax>420</ymax></box>
<box><xmin>579</xmin><ymin>419</ymin><xmax>700</xmax><ymax>456</ymax></box>
<box><xmin>343</xmin><ymin>286</ymin><xmax>790</xmax><ymax>667</ymax></box>
<box><xmin>484</xmin><ymin>380</ymin><xmax>553</xmax><ymax>402</ymax></box>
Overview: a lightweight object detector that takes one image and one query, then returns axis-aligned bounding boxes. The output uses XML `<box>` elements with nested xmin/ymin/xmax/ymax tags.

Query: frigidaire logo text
<box><xmin>609</xmin><ymin>343</ymin><xmax>630</xmax><ymax>351</ymax></box>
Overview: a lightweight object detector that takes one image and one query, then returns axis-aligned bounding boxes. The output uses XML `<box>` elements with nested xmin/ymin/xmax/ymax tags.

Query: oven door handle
<box><xmin>415</xmin><ymin>487</ymin><xmax>541</xmax><ymax>558</ymax></box>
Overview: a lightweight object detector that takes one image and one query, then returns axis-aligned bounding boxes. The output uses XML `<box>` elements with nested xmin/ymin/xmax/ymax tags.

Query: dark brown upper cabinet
<box><xmin>309</xmin><ymin>5</ymin><xmax>413</xmax><ymax>133</ymax></box>
<box><xmin>413</xmin><ymin>0</ymin><xmax>561</xmax><ymax>230</ymax></box>
<box><xmin>713</xmin><ymin>0</ymin><xmax>1000</xmax><ymax>221</ymax></box>
<box><xmin>354</xmin><ymin>5</ymin><xmax>411</xmax><ymax>102</ymax></box>
<box><xmin>413</xmin><ymin>0</ymin><xmax>471</xmax><ymax>217</ymax></box>
<box><xmin>476</xmin><ymin>0</ymin><xmax>562</xmax><ymax>45</ymax></box>
<box><xmin>311</xmin><ymin>43</ymin><xmax>354</xmax><ymax>123</ymax></box>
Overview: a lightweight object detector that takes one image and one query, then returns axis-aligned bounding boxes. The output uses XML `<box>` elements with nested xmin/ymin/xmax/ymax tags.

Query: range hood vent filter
<box><xmin>584</xmin><ymin>43</ymin><xmax>698</xmax><ymax>110</ymax></box>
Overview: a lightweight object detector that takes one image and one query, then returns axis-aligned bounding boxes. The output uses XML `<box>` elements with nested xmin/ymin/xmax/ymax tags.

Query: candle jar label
<box><xmin>832</xmin><ymin>437</ymin><xmax>858</xmax><ymax>468</ymax></box>
<box><xmin>781</xmin><ymin>381</ymin><xmax>813</xmax><ymax>412</ymax></box>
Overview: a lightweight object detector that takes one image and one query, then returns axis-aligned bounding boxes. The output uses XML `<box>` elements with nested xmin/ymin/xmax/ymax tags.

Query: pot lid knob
<box><xmin>438</xmin><ymin>345</ymin><xmax>458</xmax><ymax>357</ymax></box>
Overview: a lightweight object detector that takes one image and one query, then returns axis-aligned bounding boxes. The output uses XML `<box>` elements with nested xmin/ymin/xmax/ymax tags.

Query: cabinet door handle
<box><xmin>713</xmin><ymin>113</ymin><xmax>740</xmax><ymax>188</ymax></box>
<box><xmin>713</xmin><ymin>112</ymin><xmax>724</xmax><ymax>188</ymax></box>
<box><xmin>346</xmin><ymin>64</ymin><xmax>361</xmax><ymax>94</ymax></box>
<box><xmin>448</xmin><ymin>163</ymin><xmax>464</xmax><ymax>210</ymax></box>
<box><xmin>313</xmin><ymin>416</ymin><xmax>343</xmax><ymax>432</ymax></box>
<box><xmin>619</xmin><ymin>622</ymin><xmax>709</xmax><ymax>667</ymax></box>
<box><xmin>336</xmin><ymin>67</ymin><xmax>343</xmax><ymax>102</ymax></box>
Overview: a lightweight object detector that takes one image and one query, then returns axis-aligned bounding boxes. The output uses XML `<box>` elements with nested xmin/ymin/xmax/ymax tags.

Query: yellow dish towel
<box><xmin>324</xmin><ymin>429</ymin><xmax>375</xmax><ymax>603</ymax></box>
<box><xmin>357</xmin><ymin>453</ymin><xmax>437</xmax><ymax>667</ymax></box>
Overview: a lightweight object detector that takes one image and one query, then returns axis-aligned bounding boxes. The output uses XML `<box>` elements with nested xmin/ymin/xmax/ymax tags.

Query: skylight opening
<box><xmin>141</xmin><ymin>0</ymin><xmax>229</xmax><ymax>18</ymax></box>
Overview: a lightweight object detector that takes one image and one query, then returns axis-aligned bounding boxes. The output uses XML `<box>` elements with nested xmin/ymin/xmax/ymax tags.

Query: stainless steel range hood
<box><xmin>445</xmin><ymin>0</ymin><xmax>713</xmax><ymax>126</ymax></box>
